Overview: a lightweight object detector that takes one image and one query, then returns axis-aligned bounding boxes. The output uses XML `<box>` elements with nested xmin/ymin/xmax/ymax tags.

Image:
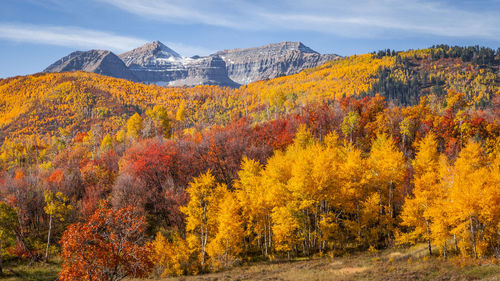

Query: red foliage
<box><xmin>47</xmin><ymin>169</ymin><xmax>64</xmax><ymax>186</ymax></box>
<box><xmin>59</xmin><ymin>204</ymin><xmax>153</xmax><ymax>281</ymax></box>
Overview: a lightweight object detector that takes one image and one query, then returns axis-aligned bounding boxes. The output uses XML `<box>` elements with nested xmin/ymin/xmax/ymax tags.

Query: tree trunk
<box><xmin>425</xmin><ymin>220</ymin><xmax>432</xmax><ymax>256</ymax></box>
<box><xmin>0</xmin><ymin>241</ymin><xmax>3</xmax><ymax>275</ymax></box>
<box><xmin>264</xmin><ymin>221</ymin><xmax>268</xmax><ymax>257</ymax></box>
<box><xmin>45</xmin><ymin>214</ymin><xmax>53</xmax><ymax>262</ymax></box>
<box><xmin>225</xmin><ymin>239</ymin><xmax>229</xmax><ymax>267</ymax></box>
<box><xmin>268</xmin><ymin>218</ymin><xmax>272</xmax><ymax>251</ymax></box>
<box><xmin>356</xmin><ymin>201</ymin><xmax>361</xmax><ymax>238</ymax></box>
<box><xmin>427</xmin><ymin>239</ymin><xmax>432</xmax><ymax>256</ymax></box>
<box><xmin>470</xmin><ymin>216</ymin><xmax>478</xmax><ymax>259</ymax></box>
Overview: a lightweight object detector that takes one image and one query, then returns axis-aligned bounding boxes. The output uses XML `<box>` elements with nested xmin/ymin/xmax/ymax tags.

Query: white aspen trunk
<box><xmin>470</xmin><ymin>216</ymin><xmax>477</xmax><ymax>259</ymax></box>
<box><xmin>264</xmin><ymin>221</ymin><xmax>268</xmax><ymax>257</ymax></box>
<box><xmin>425</xmin><ymin>220</ymin><xmax>432</xmax><ymax>256</ymax></box>
<box><xmin>0</xmin><ymin>239</ymin><xmax>3</xmax><ymax>275</ymax></box>
<box><xmin>45</xmin><ymin>214</ymin><xmax>53</xmax><ymax>262</ymax></box>
<box><xmin>268</xmin><ymin>218</ymin><xmax>272</xmax><ymax>251</ymax></box>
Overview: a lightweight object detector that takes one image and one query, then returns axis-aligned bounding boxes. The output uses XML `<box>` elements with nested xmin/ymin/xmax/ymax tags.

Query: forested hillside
<box><xmin>0</xmin><ymin>45</ymin><xmax>498</xmax><ymax>280</ymax></box>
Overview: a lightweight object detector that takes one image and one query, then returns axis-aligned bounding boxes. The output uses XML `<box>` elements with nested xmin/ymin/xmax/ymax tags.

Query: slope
<box><xmin>1</xmin><ymin>46</ymin><xmax>498</xmax><ymax>142</ymax></box>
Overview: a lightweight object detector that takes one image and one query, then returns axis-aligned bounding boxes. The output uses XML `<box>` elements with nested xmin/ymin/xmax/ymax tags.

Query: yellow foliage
<box><xmin>149</xmin><ymin>232</ymin><xmax>191</xmax><ymax>277</ymax></box>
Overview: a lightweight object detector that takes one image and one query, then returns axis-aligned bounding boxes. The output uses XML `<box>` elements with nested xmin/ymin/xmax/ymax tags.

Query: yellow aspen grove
<box><xmin>368</xmin><ymin>133</ymin><xmax>406</xmax><ymax>247</ymax></box>
<box><xmin>341</xmin><ymin>111</ymin><xmax>361</xmax><ymax>143</ymax></box>
<box><xmin>313</xmin><ymin>132</ymin><xmax>343</xmax><ymax>252</ymax></box>
<box><xmin>339</xmin><ymin>144</ymin><xmax>369</xmax><ymax>248</ymax></box>
<box><xmin>426</xmin><ymin>155</ymin><xmax>453</xmax><ymax>258</ymax></box>
<box><xmin>126</xmin><ymin>113</ymin><xmax>143</xmax><ymax>140</ymax></box>
<box><xmin>149</xmin><ymin>232</ymin><xmax>191</xmax><ymax>276</ymax></box>
<box><xmin>234</xmin><ymin>157</ymin><xmax>273</xmax><ymax>257</ymax></box>
<box><xmin>448</xmin><ymin>140</ymin><xmax>494</xmax><ymax>258</ymax></box>
<box><xmin>145</xmin><ymin>105</ymin><xmax>171</xmax><ymax>138</ymax></box>
<box><xmin>181</xmin><ymin>170</ymin><xmax>226</xmax><ymax>270</ymax></box>
<box><xmin>399</xmin><ymin>133</ymin><xmax>440</xmax><ymax>255</ymax></box>
<box><xmin>43</xmin><ymin>190</ymin><xmax>72</xmax><ymax>262</ymax></box>
<box><xmin>260</xmin><ymin>151</ymin><xmax>292</xmax><ymax>257</ymax></box>
<box><xmin>207</xmin><ymin>190</ymin><xmax>244</xmax><ymax>269</ymax></box>
<box><xmin>99</xmin><ymin>134</ymin><xmax>113</xmax><ymax>152</ymax></box>
<box><xmin>271</xmin><ymin>205</ymin><xmax>300</xmax><ymax>258</ymax></box>
<box><xmin>483</xmin><ymin>141</ymin><xmax>500</xmax><ymax>257</ymax></box>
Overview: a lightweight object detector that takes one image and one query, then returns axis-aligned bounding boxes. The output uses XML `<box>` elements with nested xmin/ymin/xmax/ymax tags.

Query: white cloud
<box><xmin>97</xmin><ymin>0</ymin><xmax>265</xmax><ymax>29</ymax></box>
<box><xmin>0</xmin><ymin>23</ymin><xmax>147</xmax><ymax>52</ymax></box>
<box><xmin>97</xmin><ymin>0</ymin><xmax>500</xmax><ymax>39</ymax></box>
<box><xmin>0</xmin><ymin>23</ymin><xmax>213</xmax><ymax>56</ymax></box>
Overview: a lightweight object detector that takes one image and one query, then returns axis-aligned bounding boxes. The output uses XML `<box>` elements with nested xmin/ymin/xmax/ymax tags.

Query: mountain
<box><xmin>216</xmin><ymin>41</ymin><xmax>340</xmax><ymax>84</ymax></box>
<box><xmin>44</xmin><ymin>50</ymin><xmax>138</xmax><ymax>81</ymax></box>
<box><xmin>44</xmin><ymin>41</ymin><xmax>340</xmax><ymax>87</ymax></box>
<box><xmin>10</xmin><ymin>45</ymin><xmax>498</xmax><ymax>142</ymax></box>
<box><xmin>119</xmin><ymin>40</ymin><xmax>182</xmax><ymax>67</ymax></box>
<box><xmin>118</xmin><ymin>41</ymin><xmax>238</xmax><ymax>87</ymax></box>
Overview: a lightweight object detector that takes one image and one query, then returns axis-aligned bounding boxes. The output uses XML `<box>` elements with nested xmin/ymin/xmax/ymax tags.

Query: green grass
<box><xmin>1</xmin><ymin>260</ymin><xmax>60</xmax><ymax>281</ymax></box>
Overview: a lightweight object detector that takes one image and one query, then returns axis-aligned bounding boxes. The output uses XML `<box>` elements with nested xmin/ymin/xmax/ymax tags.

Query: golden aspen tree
<box><xmin>293</xmin><ymin>124</ymin><xmax>314</xmax><ymax>148</ymax></box>
<box><xmin>482</xmin><ymin>141</ymin><xmax>500</xmax><ymax>257</ymax></box>
<box><xmin>271</xmin><ymin>205</ymin><xmax>300</xmax><ymax>258</ymax></box>
<box><xmin>44</xmin><ymin>190</ymin><xmax>72</xmax><ymax>262</ymax></box>
<box><xmin>176</xmin><ymin>102</ymin><xmax>186</xmax><ymax>122</ymax></box>
<box><xmin>234</xmin><ymin>157</ymin><xmax>266</xmax><ymax>254</ymax></box>
<box><xmin>149</xmin><ymin>232</ymin><xmax>190</xmax><ymax>277</ymax></box>
<box><xmin>427</xmin><ymin>155</ymin><xmax>453</xmax><ymax>258</ymax></box>
<box><xmin>207</xmin><ymin>191</ymin><xmax>244</xmax><ymax>269</ymax></box>
<box><xmin>259</xmin><ymin>150</ymin><xmax>293</xmax><ymax>257</ymax></box>
<box><xmin>146</xmin><ymin>105</ymin><xmax>171</xmax><ymax>138</ymax></box>
<box><xmin>399</xmin><ymin>133</ymin><xmax>440</xmax><ymax>255</ymax></box>
<box><xmin>448</xmin><ymin>140</ymin><xmax>494</xmax><ymax>258</ymax></box>
<box><xmin>126</xmin><ymin>113</ymin><xmax>143</xmax><ymax>140</ymax></box>
<box><xmin>314</xmin><ymin>132</ymin><xmax>343</xmax><ymax>252</ymax></box>
<box><xmin>341</xmin><ymin>111</ymin><xmax>360</xmax><ymax>143</ymax></box>
<box><xmin>115</xmin><ymin>129</ymin><xmax>126</xmax><ymax>143</ymax></box>
<box><xmin>100</xmin><ymin>134</ymin><xmax>113</xmax><ymax>152</ymax></box>
<box><xmin>368</xmin><ymin>133</ymin><xmax>406</xmax><ymax>247</ymax></box>
<box><xmin>399</xmin><ymin>117</ymin><xmax>412</xmax><ymax>151</ymax></box>
<box><xmin>286</xmin><ymin>144</ymin><xmax>317</xmax><ymax>256</ymax></box>
<box><xmin>339</xmin><ymin>144</ymin><xmax>368</xmax><ymax>247</ymax></box>
<box><xmin>181</xmin><ymin>170</ymin><xmax>225</xmax><ymax>269</ymax></box>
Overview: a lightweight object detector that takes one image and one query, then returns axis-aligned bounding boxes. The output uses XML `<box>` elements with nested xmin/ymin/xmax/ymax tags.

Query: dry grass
<box><xmin>136</xmin><ymin>245</ymin><xmax>500</xmax><ymax>281</ymax></box>
<box><xmin>3</xmin><ymin>245</ymin><xmax>498</xmax><ymax>281</ymax></box>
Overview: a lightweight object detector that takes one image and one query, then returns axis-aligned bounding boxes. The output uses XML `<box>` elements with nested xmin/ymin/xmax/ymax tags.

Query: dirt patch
<box><xmin>333</xmin><ymin>266</ymin><xmax>368</xmax><ymax>275</ymax></box>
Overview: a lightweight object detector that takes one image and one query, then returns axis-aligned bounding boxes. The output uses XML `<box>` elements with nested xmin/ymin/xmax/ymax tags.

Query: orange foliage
<box><xmin>59</xmin><ymin>203</ymin><xmax>153</xmax><ymax>281</ymax></box>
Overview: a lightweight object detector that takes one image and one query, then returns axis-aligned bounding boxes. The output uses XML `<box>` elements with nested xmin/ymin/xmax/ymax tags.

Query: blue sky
<box><xmin>1</xmin><ymin>0</ymin><xmax>499</xmax><ymax>78</ymax></box>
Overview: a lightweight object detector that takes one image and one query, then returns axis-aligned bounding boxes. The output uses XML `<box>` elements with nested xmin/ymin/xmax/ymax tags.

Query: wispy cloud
<box><xmin>96</xmin><ymin>0</ymin><xmax>258</xmax><ymax>28</ymax></box>
<box><xmin>0</xmin><ymin>23</ymin><xmax>212</xmax><ymax>56</ymax></box>
<box><xmin>0</xmin><ymin>23</ymin><xmax>147</xmax><ymax>52</ymax></box>
<box><xmin>97</xmin><ymin>0</ymin><xmax>500</xmax><ymax>39</ymax></box>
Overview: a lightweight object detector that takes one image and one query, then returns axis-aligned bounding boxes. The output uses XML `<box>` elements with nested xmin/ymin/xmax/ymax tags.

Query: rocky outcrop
<box><xmin>216</xmin><ymin>42</ymin><xmax>339</xmax><ymax>84</ymax></box>
<box><xmin>169</xmin><ymin>55</ymin><xmax>239</xmax><ymax>87</ymax></box>
<box><xmin>118</xmin><ymin>41</ymin><xmax>239</xmax><ymax>87</ymax></box>
<box><xmin>44</xmin><ymin>41</ymin><xmax>339</xmax><ymax>87</ymax></box>
<box><xmin>44</xmin><ymin>50</ymin><xmax>138</xmax><ymax>81</ymax></box>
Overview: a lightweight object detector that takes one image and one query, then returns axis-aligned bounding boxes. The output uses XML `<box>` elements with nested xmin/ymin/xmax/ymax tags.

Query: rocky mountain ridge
<box><xmin>44</xmin><ymin>50</ymin><xmax>138</xmax><ymax>81</ymax></box>
<box><xmin>44</xmin><ymin>41</ymin><xmax>340</xmax><ymax>87</ymax></box>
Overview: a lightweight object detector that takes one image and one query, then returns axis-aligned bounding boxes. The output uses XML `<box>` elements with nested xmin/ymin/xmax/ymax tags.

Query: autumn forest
<box><xmin>0</xmin><ymin>45</ymin><xmax>499</xmax><ymax>280</ymax></box>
